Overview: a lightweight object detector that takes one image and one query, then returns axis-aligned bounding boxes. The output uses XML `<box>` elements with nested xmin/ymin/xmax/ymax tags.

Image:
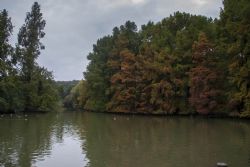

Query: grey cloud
<box><xmin>0</xmin><ymin>0</ymin><xmax>222</xmax><ymax>80</ymax></box>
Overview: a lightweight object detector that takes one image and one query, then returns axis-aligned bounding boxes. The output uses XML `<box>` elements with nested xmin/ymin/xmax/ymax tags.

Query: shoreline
<box><xmin>1</xmin><ymin>108</ymin><xmax>249</xmax><ymax>120</ymax></box>
<box><xmin>79</xmin><ymin>109</ymin><xmax>250</xmax><ymax>120</ymax></box>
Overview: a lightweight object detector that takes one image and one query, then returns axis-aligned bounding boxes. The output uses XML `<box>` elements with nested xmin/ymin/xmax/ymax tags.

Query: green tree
<box><xmin>16</xmin><ymin>2</ymin><xmax>58</xmax><ymax>112</ymax></box>
<box><xmin>137</xmin><ymin>40</ymin><xmax>178</xmax><ymax>114</ymax></box>
<box><xmin>0</xmin><ymin>9</ymin><xmax>21</xmax><ymax>112</ymax></box>
<box><xmin>219</xmin><ymin>0</ymin><xmax>250</xmax><ymax>117</ymax></box>
<box><xmin>0</xmin><ymin>9</ymin><xmax>13</xmax><ymax>78</ymax></box>
<box><xmin>84</xmin><ymin>36</ymin><xmax>113</xmax><ymax>111</ymax></box>
<box><xmin>63</xmin><ymin>80</ymin><xmax>88</xmax><ymax>109</ymax></box>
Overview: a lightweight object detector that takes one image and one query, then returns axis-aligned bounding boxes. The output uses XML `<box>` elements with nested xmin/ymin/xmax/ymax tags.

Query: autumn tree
<box><xmin>106</xmin><ymin>21</ymin><xmax>141</xmax><ymax>113</ymax></box>
<box><xmin>82</xmin><ymin>7</ymin><xmax>249</xmax><ymax>118</ymax></box>
<box><xmin>172</xmin><ymin>12</ymin><xmax>216</xmax><ymax>113</ymax></box>
<box><xmin>189</xmin><ymin>33</ymin><xmax>222</xmax><ymax>114</ymax></box>
<box><xmin>107</xmin><ymin>49</ymin><xmax>138</xmax><ymax>112</ymax></box>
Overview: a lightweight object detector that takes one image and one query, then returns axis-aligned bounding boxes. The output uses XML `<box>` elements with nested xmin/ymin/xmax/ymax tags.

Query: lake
<box><xmin>0</xmin><ymin>111</ymin><xmax>249</xmax><ymax>167</ymax></box>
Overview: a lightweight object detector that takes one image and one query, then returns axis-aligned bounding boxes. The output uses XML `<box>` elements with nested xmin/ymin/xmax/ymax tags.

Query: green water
<box><xmin>0</xmin><ymin>112</ymin><xmax>249</xmax><ymax>167</ymax></box>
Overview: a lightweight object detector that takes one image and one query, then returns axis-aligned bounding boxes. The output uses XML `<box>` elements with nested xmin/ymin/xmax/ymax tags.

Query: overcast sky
<box><xmin>0</xmin><ymin>0</ymin><xmax>222</xmax><ymax>81</ymax></box>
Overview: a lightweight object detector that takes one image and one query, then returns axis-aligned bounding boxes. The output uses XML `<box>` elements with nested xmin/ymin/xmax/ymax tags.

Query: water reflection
<box><xmin>83</xmin><ymin>113</ymin><xmax>250</xmax><ymax>167</ymax></box>
<box><xmin>0</xmin><ymin>112</ymin><xmax>250</xmax><ymax>167</ymax></box>
<box><xmin>0</xmin><ymin>114</ymin><xmax>54</xmax><ymax>167</ymax></box>
<box><xmin>0</xmin><ymin>112</ymin><xmax>89</xmax><ymax>167</ymax></box>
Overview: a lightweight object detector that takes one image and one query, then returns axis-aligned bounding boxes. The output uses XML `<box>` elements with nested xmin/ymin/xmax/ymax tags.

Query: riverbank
<box><xmin>70</xmin><ymin>108</ymin><xmax>249</xmax><ymax>120</ymax></box>
<box><xmin>1</xmin><ymin>107</ymin><xmax>249</xmax><ymax>120</ymax></box>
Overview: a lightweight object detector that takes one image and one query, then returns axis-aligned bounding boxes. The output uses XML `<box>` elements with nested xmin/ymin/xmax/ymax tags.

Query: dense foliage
<box><xmin>79</xmin><ymin>0</ymin><xmax>250</xmax><ymax>118</ymax></box>
<box><xmin>63</xmin><ymin>80</ymin><xmax>88</xmax><ymax>109</ymax></box>
<box><xmin>56</xmin><ymin>80</ymin><xmax>79</xmax><ymax>99</ymax></box>
<box><xmin>218</xmin><ymin>0</ymin><xmax>250</xmax><ymax>117</ymax></box>
<box><xmin>0</xmin><ymin>2</ymin><xmax>58</xmax><ymax>113</ymax></box>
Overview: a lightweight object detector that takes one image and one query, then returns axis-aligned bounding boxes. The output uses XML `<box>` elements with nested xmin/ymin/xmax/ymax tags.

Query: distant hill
<box><xmin>56</xmin><ymin>80</ymin><xmax>80</xmax><ymax>99</ymax></box>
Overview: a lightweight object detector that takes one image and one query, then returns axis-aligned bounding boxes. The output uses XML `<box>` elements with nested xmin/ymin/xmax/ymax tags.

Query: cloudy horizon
<box><xmin>1</xmin><ymin>0</ymin><xmax>222</xmax><ymax>81</ymax></box>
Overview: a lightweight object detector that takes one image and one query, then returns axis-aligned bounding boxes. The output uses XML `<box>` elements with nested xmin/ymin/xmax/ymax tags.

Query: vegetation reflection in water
<box><xmin>0</xmin><ymin>112</ymin><xmax>250</xmax><ymax>167</ymax></box>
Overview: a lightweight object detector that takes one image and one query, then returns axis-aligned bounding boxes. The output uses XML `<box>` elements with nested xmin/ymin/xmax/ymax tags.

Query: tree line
<box><xmin>0</xmin><ymin>2</ymin><xmax>58</xmax><ymax>113</ymax></box>
<box><xmin>66</xmin><ymin>0</ymin><xmax>250</xmax><ymax>118</ymax></box>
